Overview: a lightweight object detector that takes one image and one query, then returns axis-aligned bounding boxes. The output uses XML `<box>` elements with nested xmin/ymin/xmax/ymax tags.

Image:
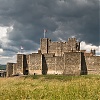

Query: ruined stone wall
<box><xmin>29</xmin><ymin>53</ymin><xmax>42</xmax><ymax>75</ymax></box>
<box><xmin>85</xmin><ymin>56</ymin><xmax>100</xmax><ymax>74</ymax></box>
<box><xmin>63</xmin><ymin>52</ymin><xmax>81</xmax><ymax>75</ymax></box>
<box><xmin>6</xmin><ymin>63</ymin><xmax>13</xmax><ymax>77</ymax></box>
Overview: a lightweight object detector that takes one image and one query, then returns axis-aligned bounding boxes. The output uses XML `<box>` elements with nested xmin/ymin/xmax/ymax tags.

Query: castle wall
<box><xmin>48</xmin><ymin>42</ymin><xmax>68</xmax><ymax>56</ymax></box>
<box><xmin>23</xmin><ymin>55</ymin><xmax>29</xmax><ymax>75</ymax></box>
<box><xmin>40</xmin><ymin>38</ymin><xmax>49</xmax><ymax>54</ymax></box>
<box><xmin>85</xmin><ymin>56</ymin><xmax>100</xmax><ymax>74</ymax></box>
<box><xmin>16</xmin><ymin>54</ymin><xmax>27</xmax><ymax>75</ymax></box>
<box><xmin>43</xmin><ymin>52</ymin><xmax>82</xmax><ymax>75</ymax></box>
<box><xmin>62</xmin><ymin>42</ymin><xmax>68</xmax><ymax>52</ymax></box>
<box><xmin>24</xmin><ymin>55</ymin><xmax>29</xmax><ymax>75</ymax></box>
<box><xmin>16</xmin><ymin>54</ymin><xmax>23</xmax><ymax>75</ymax></box>
<box><xmin>40</xmin><ymin>38</ymin><xmax>80</xmax><ymax>56</ymax></box>
<box><xmin>67</xmin><ymin>38</ymin><xmax>77</xmax><ymax>51</ymax></box>
<box><xmin>26</xmin><ymin>55</ymin><xmax>29</xmax><ymax>69</ymax></box>
<box><xmin>6</xmin><ymin>37</ymin><xmax>100</xmax><ymax>77</ymax></box>
<box><xmin>13</xmin><ymin>63</ymin><xmax>17</xmax><ymax>75</ymax></box>
<box><xmin>55</xmin><ymin>56</ymin><xmax>64</xmax><ymax>74</ymax></box>
<box><xmin>6</xmin><ymin>63</ymin><xmax>13</xmax><ymax>77</ymax></box>
<box><xmin>43</xmin><ymin>54</ymin><xmax>64</xmax><ymax>74</ymax></box>
<box><xmin>42</xmin><ymin>54</ymin><xmax>55</xmax><ymax>74</ymax></box>
<box><xmin>64</xmin><ymin>52</ymin><xmax>81</xmax><ymax>75</ymax></box>
<box><xmin>48</xmin><ymin>42</ymin><xmax>58</xmax><ymax>55</ymax></box>
<box><xmin>81</xmin><ymin>53</ymin><xmax>87</xmax><ymax>75</ymax></box>
<box><xmin>29</xmin><ymin>53</ymin><xmax>42</xmax><ymax>75</ymax></box>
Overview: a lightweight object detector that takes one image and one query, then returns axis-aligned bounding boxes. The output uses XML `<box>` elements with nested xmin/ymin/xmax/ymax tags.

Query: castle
<box><xmin>6</xmin><ymin>38</ymin><xmax>100</xmax><ymax>77</ymax></box>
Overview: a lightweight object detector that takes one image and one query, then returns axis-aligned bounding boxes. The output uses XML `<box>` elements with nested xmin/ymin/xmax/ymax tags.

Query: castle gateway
<box><xmin>6</xmin><ymin>38</ymin><xmax>100</xmax><ymax>77</ymax></box>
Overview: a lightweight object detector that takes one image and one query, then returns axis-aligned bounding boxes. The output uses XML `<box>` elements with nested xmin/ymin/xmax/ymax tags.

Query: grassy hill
<box><xmin>0</xmin><ymin>64</ymin><xmax>6</xmax><ymax>70</ymax></box>
<box><xmin>0</xmin><ymin>75</ymin><xmax>100</xmax><ymax>100</ymax></box>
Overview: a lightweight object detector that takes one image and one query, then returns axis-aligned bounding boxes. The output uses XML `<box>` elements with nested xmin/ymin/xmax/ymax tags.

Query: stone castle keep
<box><xmin>6</xmin><ymin>38</ymin><xmax>100</xmax><ymax>77</ymax></box>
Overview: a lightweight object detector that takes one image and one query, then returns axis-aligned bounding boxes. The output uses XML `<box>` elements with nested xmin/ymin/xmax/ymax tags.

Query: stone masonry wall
<box><xmin>6</xmin><ymin>63</ymin><xmax>14</xmax><ymax>77</ymax></box>
<box><xmin>29</xmin><ymin>53</ymin><xmax>42</xmax><ymax>75</ymax></box>
<box><xmin>17</xmin><ymin>54</ymin><xmax>24</xmax><ymax>75</ymax></box>
<box><xmin>81</xmin><ymin>53</ymin><xmax>87</xmax><ymax>75</ymax></box>
<box><xmin>43</xmin><ymin>56</ymin><xmax>56</xmax><ymax>74</ymax></box>
<box><xmin>55</xmin><ymin>56</ymin><xmax>64</xmax><ymax>74</ymax></box>
<box><xmin>23</xmin><ymin>55</ymin><xmax>29</xmax><ymax>75</ymax></box>
<box><xmin>13</xmin><ymin>63</ymin><xmax>17</xmax><ymax>75</ymax></box>
<box><xmin>40</xmin><ymin>38</ymin><xmax>49</xmax><ymax>54</ymax></box>
<box><xmin>26</xmin><ymin>55</ymin><xmax>29</xmax><ymax>70</ymax></box>
<box><xmin>48</xmin><ymin>42</ymin><xmax>67</xmax><ymax>56</ymax></box>
<box><xmin>43</xmin><ymin>54</ymin><xmax>64</xmax><ymax>75</ymax></box>
<box><xmin>42</xmin><ymin>53</ymin><xmax>55</xmax><ymax>74</ymax></box>
<box><xmin>67</xmin><ymin>38</ymin><xmax>80</xmax><ymax>51</ymax></box>
<box><xmin>40</xmin><ymin>38</ymin><xmax>80</xmax><ymax>56</ymax></box>
<box><xmin>64</xmin><ymin>52</ymin><xmax>81</xmax><ymax>75</ymax></box>
<box><xmin>85</xmin><ymin>56</ymin><xmax>100</xmax><ymax>74</ymax></box>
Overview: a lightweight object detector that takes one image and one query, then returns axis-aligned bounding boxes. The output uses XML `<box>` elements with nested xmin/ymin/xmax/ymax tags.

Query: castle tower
<box><xmin>40</xmin><ymin>38</ymin><xmax>50</xmax><ymax>54</ymax></box>
<box><xmin>16</xmin><ymin>54</ymin><xmax>27</xmax><ymax>75</ymax></box>
<box><xmin>6</xmin><ymin>63</ymin><xmax>13</xmax><ymax>77</ymax></box>
<box><xmin>91</xmin><ymin>49</ymin><xmax>96</xmax><ymax>56</ymax></box>
<box><xmin>76</xmin><ymin>42</ymin><xmax>80</xmax><ymax>51</ymax></box>
<box><xmin>68</xmin><ymin>38</ymin><xmax>80</xmax><ymax>51</ymax></box>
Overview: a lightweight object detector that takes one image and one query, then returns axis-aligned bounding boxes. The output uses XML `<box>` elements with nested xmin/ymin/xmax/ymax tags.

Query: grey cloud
<box><xmin>0</xmin><ymin>0</ymin><xmax>99</xmax><ymax>57</ymax></box>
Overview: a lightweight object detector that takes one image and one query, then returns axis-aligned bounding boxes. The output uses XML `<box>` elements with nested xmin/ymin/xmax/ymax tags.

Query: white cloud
<box><xmin>0</xmin><ymin>48</ymin><xmax>3</xmax><ymax>53</ymax></box>
<box><xmin>0</xmin><ymin>25</ymin><xmax>13</xmax><ymax>43</ymax></box>
<box><xmin>0</xmin><ymin>25</ymin><xmax>15</xmax><ymax>64</ymax></box>
<box><xmin>0</xmin><ymin>55</ymin><xmax>16</xmax><ymax>64</ymax></box>
<box><xmin>80</xmin><ymin>41</ymin><xmax>100</xmax><ymax>55</ymax></box>
<box><xmin>0</xmin><ymin>26</ymin><xmax>8</xmax><ymax>39</ymax></box>
<box><xmin>0</xmin><ymin>26</ymin><xmax>14</xmax><ymax>48</ymax></box>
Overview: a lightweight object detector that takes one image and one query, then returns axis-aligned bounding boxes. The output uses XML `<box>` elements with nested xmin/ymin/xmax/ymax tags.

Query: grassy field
<box><xmin>0</xmin><ymin>75</ymin><xmax>100</xmax><ymax>100</ymax></box>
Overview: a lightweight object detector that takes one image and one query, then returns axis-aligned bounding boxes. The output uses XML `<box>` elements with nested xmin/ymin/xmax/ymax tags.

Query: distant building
<box><xmin>0</xmin><ymin>70</ymin><xmax>6</xmax><ymax>77</ymax></box>
<box><xmin>6</xmin><ymin>38</ymin><xmax>100</xmax><ymax>77</ymax></box>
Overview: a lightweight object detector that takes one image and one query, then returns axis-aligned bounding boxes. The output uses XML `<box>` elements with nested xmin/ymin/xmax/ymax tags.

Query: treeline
<box><xmin>0</xmin><ymin>64</ymin><xmax>6</xmax><ymax>70</ymax></box>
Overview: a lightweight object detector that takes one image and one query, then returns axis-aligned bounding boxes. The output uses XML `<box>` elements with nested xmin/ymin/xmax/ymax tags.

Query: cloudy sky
<box><xmin>0</xmin><ymin>0</ymin><xmax>100</xmax><ymax>64</ymax></box>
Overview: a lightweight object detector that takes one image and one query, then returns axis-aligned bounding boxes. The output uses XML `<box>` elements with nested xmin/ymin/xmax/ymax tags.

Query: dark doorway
<box><xmin>25</xmin><ymin>70</ymin><xmax>28</xmax><ymax>75</ymax></box>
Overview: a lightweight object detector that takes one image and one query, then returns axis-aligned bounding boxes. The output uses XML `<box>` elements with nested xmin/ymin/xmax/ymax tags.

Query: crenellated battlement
<box><xmin>40</xmin><ymin>38</ymin><xmax>80</xmax><ymax>56</ymax></box>
<box><xmin>6</xmin><ymin>37</ymin><xmax>100</xmax><ymax>77</ymax></box>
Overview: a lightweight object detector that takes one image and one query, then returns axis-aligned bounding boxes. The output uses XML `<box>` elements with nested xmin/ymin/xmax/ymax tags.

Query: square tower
<box><xmin>40</xmin><ymin>38</ymin><xmax>50</xmax><ymax>54</ymax></box>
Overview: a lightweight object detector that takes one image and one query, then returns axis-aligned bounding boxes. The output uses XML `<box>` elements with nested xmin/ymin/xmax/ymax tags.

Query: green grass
<box><xmin>0</xmin><ymin>75</ymin><xmax>100</xmax><ymax>100</ymax></box>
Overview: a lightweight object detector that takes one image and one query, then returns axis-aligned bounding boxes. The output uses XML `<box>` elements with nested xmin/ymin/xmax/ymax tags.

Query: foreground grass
<box><xmin>0</xmin><ymin>75</ymin><xmax>100</xmax><ymax>100</ymax></box>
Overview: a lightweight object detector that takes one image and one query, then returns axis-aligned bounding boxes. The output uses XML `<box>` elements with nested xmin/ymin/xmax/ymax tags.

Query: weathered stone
<box><xmin>6</xmin><ymin>37</ymin><xmax>100</xmax><ymax>77</ymax></box>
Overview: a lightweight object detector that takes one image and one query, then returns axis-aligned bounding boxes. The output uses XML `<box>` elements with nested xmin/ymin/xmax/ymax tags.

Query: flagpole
<box><xmin>20</xmin><ymin>46</ymin><xmax>24</xmax><ymax>54</ymax></box>
<box><xmin>20</xmin><ymin>48</ymin><xmax>22</xmax><ymax>54</ymax></box>
<box><xmin>44</xmin><ymin>30</ymin><xmax>45</xmax><ymax>38</ymax></box>
<box><xmin>44</xmin><ymin>29</ymin><xmax>47</xmax><ymax>38</ymax></box>
<box><xmin>44</xmin><ymin>31</ymin><xmax>45</xmax><ymax>38</ymax></box>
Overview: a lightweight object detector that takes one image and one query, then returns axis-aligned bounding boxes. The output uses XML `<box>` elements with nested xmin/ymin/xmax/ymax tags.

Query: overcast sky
<box><xmin>0</xmin><ymin>0</ymin><xmax>100</xmax><ymax>64</ymax></box>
